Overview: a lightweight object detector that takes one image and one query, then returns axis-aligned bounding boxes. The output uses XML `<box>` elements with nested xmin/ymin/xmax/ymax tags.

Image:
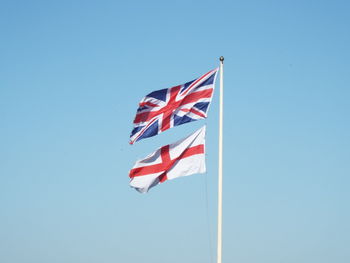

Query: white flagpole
<box><xmin>217</xmin><ymin>56</ymin><xmax>224</xmax><ymax>263</ymax></box>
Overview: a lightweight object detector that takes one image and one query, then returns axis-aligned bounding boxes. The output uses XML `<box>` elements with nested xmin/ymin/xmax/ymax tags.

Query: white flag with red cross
<box><xmin>129</xmin><ymin>126</ymin><xmax>206</xmax><ymax>193</ymax></box>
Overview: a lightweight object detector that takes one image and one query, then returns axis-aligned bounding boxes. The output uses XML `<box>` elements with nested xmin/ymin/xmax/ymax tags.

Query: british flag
<box><xmin>130</xmin><ymin>68</ymin><xmax>218</xmax><ymax>144</ymax></box>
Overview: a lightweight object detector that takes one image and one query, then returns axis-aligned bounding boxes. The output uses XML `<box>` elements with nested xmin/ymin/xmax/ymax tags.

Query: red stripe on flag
<box><xmin>158</xmin><ymin>173</ymin><xmax>167</xmax><ymax>183</ymax></box>
<box><xmin>129</xmin><ymin>144</ymin><xmax>204</xmax><ymax>178</ymax></box>
<box><xmin>180</xmin><ymin>108</ymin><xmax>206</xmax><ymax>118</ymax></box>
<box><xmin>133</xmin><ymin>88</ymin><xmax>213</xmax><ymax>124</ymax></box>
<box><xmin>181</xmin><ymin>68</ymin><xmax>217</xmax><ymax>97</ymax></box>
<box><xmin>139</xmin><ymin>101</ymin><xmax>159</xmax><ymax>108</ymax></box>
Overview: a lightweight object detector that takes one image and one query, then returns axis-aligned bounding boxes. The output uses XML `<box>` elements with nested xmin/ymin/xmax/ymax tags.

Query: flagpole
<box><xmin>217</xmin><ymin>56</ymin><xmax>224</xmax><ymax>263</ymax></box>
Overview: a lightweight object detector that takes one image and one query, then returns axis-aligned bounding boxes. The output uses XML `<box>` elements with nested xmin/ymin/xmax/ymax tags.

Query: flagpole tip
<box><xmin>219</xmin><ymin>56</ymin><xmax>224</xmax><ymax>62</ymax></box>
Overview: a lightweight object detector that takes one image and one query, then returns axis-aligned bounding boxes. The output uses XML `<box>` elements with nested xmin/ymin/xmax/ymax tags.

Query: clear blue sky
<box><xmin>1</xmin><ymin>0</ymin><xmax>349</xmax><ymax>262</ymax></box>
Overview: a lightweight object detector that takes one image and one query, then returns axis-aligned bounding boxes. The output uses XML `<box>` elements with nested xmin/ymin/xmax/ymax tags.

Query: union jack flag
<box><xmin>130</xmin><ymin>68</ymin><xmax>218</xmax><ymax>144</ymax></box>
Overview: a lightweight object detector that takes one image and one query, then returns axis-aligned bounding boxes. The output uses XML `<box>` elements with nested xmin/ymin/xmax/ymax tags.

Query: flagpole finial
<box><xmin>219</xmin><ymin>56</ymin><xmax>224</xmax><ymax>62</ymax></box>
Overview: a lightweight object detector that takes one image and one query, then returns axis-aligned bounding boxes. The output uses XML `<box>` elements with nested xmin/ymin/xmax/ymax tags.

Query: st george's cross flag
<box><xmin>129</xmin><ymin>69</ymin><xmax>218</xmax><ymax>144</ymax></box>
<box><xmin>129</xmin><ymin>126</ymin><xmax>206</xmax><ymax>193</ymax></box>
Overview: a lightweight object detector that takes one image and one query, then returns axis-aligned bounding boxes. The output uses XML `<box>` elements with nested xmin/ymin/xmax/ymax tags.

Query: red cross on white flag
<box><xmin>129</xmin><ymin>126</ymin><xmax>206</xmax><ymax>193</ymax></box>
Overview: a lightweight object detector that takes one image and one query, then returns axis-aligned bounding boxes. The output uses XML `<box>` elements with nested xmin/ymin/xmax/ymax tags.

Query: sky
<box><xmin>1</xmin><ymin>0</ymin><xmax>349</xmax><ymax>262</ymax></box>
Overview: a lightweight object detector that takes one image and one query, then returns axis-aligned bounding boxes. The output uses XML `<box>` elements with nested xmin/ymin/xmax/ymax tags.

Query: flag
<box><xmin>129</xmin><ymin>126</ymin><xmax>206</xmax><ymax>193</ymax></box>
<box><xmin>130</xmin><ymin>68</ymin><xmax>218</xmax><ymax>144</ymax></box>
